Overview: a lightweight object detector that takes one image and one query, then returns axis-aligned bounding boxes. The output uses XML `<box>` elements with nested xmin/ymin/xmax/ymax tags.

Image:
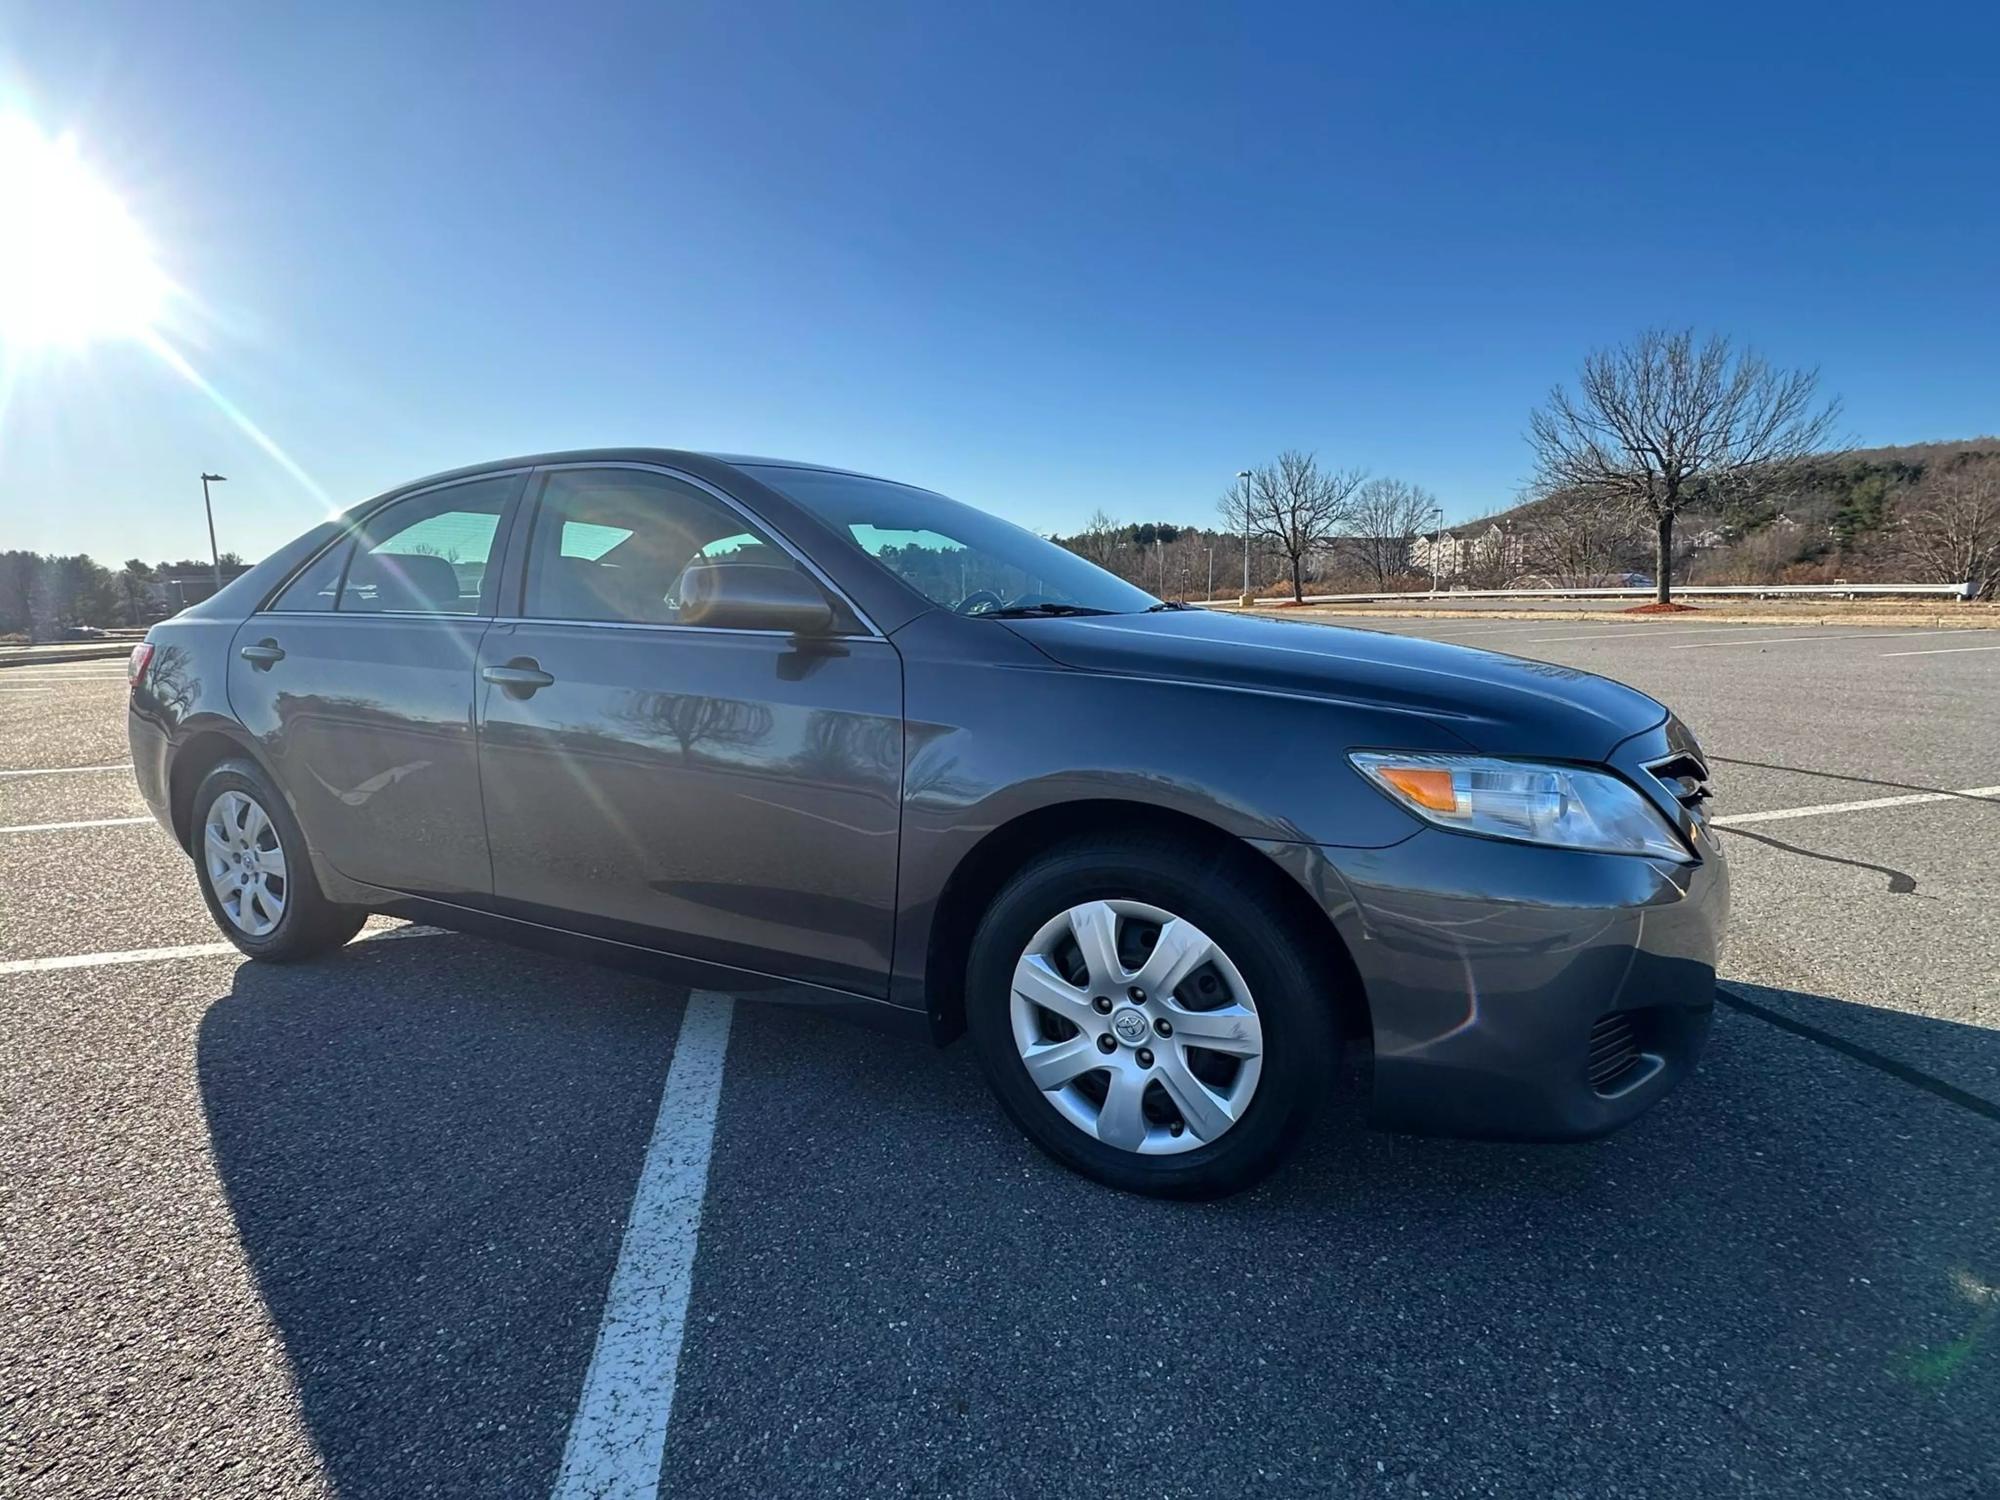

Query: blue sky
<box><xmin>1</xmin><ymin>0</ymin><xmax>1995</xmax><ymax>563</ymax></box>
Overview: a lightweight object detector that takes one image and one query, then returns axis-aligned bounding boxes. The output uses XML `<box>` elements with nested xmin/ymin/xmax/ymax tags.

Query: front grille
<box><xmin>1587</xmin><ymin>1013</ymin><xmax>1642</xmax><ymax>1093</ymax></box>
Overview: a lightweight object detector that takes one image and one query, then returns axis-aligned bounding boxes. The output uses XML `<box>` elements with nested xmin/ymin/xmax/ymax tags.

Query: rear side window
<box><xmin>523</xmin><ymin>468</ymin><xmax>804</xmax><ymax>626</ymax></box>
<box><xmin>339</xmin><ymin>476</ymin><xmax>517</xmax><ymax>615</ymax></box>
<box><xmin>271</xmin><ymin>540</ymin><xmax>351</xmax><ymax>612</ymax></box>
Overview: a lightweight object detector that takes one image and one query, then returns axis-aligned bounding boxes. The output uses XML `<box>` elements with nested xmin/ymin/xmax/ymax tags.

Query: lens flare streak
<box><xmin>138</xmin><ymin>327</ymin><xmax>333</xmax><ymax>509</ymax></box>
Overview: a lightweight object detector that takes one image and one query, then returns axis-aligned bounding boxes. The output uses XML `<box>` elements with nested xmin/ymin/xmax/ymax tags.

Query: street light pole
<box><xmin>1429</xmin><ymin>504</ymin><xmax>1444</xmax><ymax>596</ymax></box>
<box><xmin>200</xmin><ymin>473</ymin><xmax>228</xmax><ymax>594</ymax></box>
<box><xmin>1236</xmin><ymin>470</ymin><xmax>1252</xmax><ymax>602</ymax></box>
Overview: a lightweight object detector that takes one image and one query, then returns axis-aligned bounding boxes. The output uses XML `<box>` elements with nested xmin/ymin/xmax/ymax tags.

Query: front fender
<box><xmin>886</xmin><ymin>611</ymin><xmax>1448</xmax><ymax>1011</ymax></box>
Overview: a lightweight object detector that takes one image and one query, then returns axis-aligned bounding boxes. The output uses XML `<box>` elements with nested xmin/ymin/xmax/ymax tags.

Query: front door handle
<box><xmin>482</xmin><ymin>659</ymin><xmax>555</xmax><ymax>696</ymax></box>
<box><xmin>240</xmin><ymin>640</ymin><xmax>286</xmax><ymax>669</ymax></box>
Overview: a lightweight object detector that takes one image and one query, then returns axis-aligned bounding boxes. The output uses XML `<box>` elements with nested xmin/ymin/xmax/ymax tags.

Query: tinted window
<box><xmin>524</xmin><ymin>468</ymin><xmax>804</xmax><ymax>625</ymax></box>
<box><xmin>271</xmin><ymin>539</ymin><xmax>351</xmax><ymax>612</ymax></box>
<box><xmin>341</xmin><ymin>476</ymin><xmax>516</xmax><ymax>615</ymax></box>
<box><xmin>743</xmin><ymin>465</ymin><xmax>1157</xmax><ymax>616</ymax></box>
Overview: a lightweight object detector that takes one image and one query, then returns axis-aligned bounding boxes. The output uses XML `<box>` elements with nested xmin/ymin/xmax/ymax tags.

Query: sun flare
<box><xmin>0</xmin><ymin>116</ymin><xmax>171</xmax><ymax>348</ymax></box>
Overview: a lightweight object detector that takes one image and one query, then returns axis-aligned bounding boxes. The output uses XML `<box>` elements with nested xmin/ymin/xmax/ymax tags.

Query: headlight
<box><xmin>1349</xmin><ymin>751</ymin><xmax>1692</xmax><ymax>862</ymax></box>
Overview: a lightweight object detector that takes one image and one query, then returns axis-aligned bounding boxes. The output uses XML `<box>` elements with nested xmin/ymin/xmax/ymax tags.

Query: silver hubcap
<box><xmin>203</xmin><ymin>790</ymin><xmax>287</xmax><ymax>937</ymax></box>
<box><xmin>1009</xmin><ymin>899</ymin><xmax>1264</xmax><ymax>1157</ymax></box>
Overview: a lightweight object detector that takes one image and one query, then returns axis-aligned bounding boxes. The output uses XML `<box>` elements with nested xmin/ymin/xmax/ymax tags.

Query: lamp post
<box><xmin>1429</xmin><ymin>504</ymin><xmax>1445</xmax><ymax>595</ymax></box>
<box><xmin>200</xmin><ymin>473</ymin><xmax>228</xmax><ymax>594</ymax></box>
<box><xmin>1236</xmin><ymin>470</ymin><xmax>1253</xmax><ymax>603</ymax></box>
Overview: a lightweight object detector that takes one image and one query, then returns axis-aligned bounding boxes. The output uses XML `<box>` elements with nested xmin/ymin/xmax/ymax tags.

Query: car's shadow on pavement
<box><xmin>195</xmin><ymin>936</ymin><xmax>687</xmax><ymax>1499</ymax></box>
<box><xmin>674</xmin><ymin>980</ymin><xmax>2000</xmax><ymax>1497</ymax></box>
<box><xmin>198</xmin><ymin>945</ymin><xmax>2000</xmax><ymax>1499</ymax></box>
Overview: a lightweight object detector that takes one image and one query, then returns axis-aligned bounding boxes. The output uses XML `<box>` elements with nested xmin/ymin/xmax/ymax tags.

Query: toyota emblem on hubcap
<box><xmin>1111</xmin><ymin>1008</ymin><xmax>1150</xmax><ymax>1046</ymax></box>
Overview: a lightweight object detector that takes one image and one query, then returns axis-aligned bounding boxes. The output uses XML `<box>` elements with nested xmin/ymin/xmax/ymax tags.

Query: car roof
<box><xmin>366</xmin><ymin>448</ymin><xmax>906</xmax><ymax>501</ymax></box>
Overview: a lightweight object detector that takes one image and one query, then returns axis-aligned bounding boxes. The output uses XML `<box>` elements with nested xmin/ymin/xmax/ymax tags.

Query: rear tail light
<box><xmin>127</xmin><ymin>641</ymin><xmax>155</xmax><ymax>689</ymax></box>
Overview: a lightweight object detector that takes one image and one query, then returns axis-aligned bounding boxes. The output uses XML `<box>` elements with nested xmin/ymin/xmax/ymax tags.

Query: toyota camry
<box><xmin>128</xmin><ymin>450</ymin><xmax>1728</xmax><ymax>1197</ymax></box>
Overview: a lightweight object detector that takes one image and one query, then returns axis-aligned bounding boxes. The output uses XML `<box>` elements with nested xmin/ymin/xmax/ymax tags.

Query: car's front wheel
<box><xmin>190</xmin><ymin>759</ymin><xmax>367</xmax><ymax>960</ymax></box>
<box><xmin>966</xmin><ymin>835</ymin><xmax>1339</xmax><ymax>1198</ymax></box>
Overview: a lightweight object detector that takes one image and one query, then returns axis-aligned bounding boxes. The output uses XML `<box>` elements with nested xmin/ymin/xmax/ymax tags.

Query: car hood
<box><xmin>1003</xmin><ymin>610</ymin><xmax>1667</xmax><ymax>761</ymax></box>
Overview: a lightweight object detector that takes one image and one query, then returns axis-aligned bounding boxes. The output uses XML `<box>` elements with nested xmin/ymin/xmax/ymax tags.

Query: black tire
<box><xmin>189</xmin><ymin>758</ymin><xmax>367</xmax><ymax>960</ymax></box>
<box><xmin>966</xmin><ymin>833</ymin><xmax>1340</xmax><ymax>1199</ymax></box>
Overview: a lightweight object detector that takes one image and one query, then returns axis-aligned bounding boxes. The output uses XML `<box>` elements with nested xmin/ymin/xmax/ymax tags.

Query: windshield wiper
<box><xmin>977</xmin><ymin>602</ymin><xmax>1115</xmax><ymax>619</ymax></box>
<box><xmin>1144</xmin><ymin>601</ymin><xmax>1193</xmax><ymax>611</ymax></box>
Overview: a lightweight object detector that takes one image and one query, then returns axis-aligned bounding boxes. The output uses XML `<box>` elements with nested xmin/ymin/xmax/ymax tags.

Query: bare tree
<box><xmin>1070</xmin><ymin>508</ymin><xmax>1125</xmax><ymax>571</ymax></box>
<box><xmin>1527</xmin><ymin>329</ymin><xmax>1841</xmax><ymax>604</ymax></box>
<box><xmin>1345</xmin><ymin>477</ymin><xmax>1438</xmax><ymax>589</ymax></box>
<box><xmin>1896</xmin><ymin>458</ymin><xmax>2000</xmax><ymax>600</ymax></box>
<box><xmin>1219</xmin><ymin>451</ymin><xmax>1367</xmax><ymax>603</ymax></box>
<box><xmin>1457</xmin><ymin>519</ymin><xmax>1524</xmax><ymax>589</ymax></box>
<box><xmin>1516</xmin><ymin>488</ymin><xmax>1644</xmax><ymax>587</ymax></box>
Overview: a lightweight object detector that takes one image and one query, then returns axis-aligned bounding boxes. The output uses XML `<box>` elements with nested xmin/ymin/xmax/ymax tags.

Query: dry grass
<box><xmin>1237</xmin><ymin>598</ymin><xmax>1999</xmax><ymax>630</ymax></box>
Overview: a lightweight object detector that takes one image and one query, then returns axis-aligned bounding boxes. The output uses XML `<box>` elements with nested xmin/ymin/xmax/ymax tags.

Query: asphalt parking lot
<box><xmin>2</xmin><ymin>620</ymin><xmax>1996</xmax><ymax>1498</ymax></box>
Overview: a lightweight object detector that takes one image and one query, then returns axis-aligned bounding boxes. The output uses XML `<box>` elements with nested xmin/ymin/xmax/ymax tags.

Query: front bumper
<box><xmin>1261</xmin><ymin>818</ymin><xmax>1728</xmax><ymax>1141</ymax></box>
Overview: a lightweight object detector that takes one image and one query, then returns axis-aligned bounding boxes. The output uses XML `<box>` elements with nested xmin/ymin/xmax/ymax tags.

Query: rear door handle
<box><xmin>239</xmin><ymin>641</ymin><xmax>286</xmax><ymax>668</ymax></box>
<box><xmin>482</xmin><ymin>659</ymin><xmax>555</xmax><ymax>695</ymax></box>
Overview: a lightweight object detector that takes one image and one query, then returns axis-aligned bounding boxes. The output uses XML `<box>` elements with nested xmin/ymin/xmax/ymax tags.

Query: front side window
<box><xmin>742</xmin><ymin>465</ymin><xmax>1158</xmax><ymax>617</ymax></box>
<box><xmin>341</xmin><ymin>475</ymin><xmax>516</xmax><ymax>615</ymax></box>
<box><xmin>523</xmin><ymin>468</ymin><xmax>805</xmax><ymax>625</ymax></box>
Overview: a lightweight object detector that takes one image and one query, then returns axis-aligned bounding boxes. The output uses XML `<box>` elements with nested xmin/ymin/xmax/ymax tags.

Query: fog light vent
<box><xmin>1587</xmin><ymin>1013</ymin><xmax>1641</xmax><ymax>1093</ymax></box>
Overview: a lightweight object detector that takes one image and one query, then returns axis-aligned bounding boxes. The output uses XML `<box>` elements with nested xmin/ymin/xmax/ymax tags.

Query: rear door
<box><xmin>229</xmin><ymin>471</ymin><xmax>524</xmax><ymax>900</ymax></box>
<box><xmin>474</xmin><ymin>464</ymin><xmax>904</xmax><ymax>996</ymax></box>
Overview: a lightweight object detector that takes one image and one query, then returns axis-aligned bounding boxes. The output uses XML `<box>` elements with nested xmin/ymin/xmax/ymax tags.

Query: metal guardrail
<box><xmin>1254</xmin><ymin>582</ymin><xmax>1978</xmax><ymax>605</ymax></box>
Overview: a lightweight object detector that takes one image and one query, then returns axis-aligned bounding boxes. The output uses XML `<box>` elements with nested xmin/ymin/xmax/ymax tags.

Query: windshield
<box><xmin>741</xmin><ymin>466</ymin><xmax>1159</xmax><ymax>617</ymax></box>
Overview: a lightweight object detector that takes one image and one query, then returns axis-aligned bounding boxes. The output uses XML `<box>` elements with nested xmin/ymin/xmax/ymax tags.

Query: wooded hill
<box><xmin>1470</xmin><ymin>436</ymin><xmax>2000</xmax><ymax>590</ymax></box>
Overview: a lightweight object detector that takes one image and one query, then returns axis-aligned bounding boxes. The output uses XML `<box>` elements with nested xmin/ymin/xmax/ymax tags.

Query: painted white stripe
<box><xmin>0</xmin><ymin>815</ymin><xmax>152</xmax><ymax>834</ymax></box>
<box><xmin>0</xmin><ymin>763</ymin><xmax>127</xmax><ymax>779</ymax></box>
<box><xmin>1672</xmin><ymin>630</ymin><xmax>1951</xmax><ymax>650</ymax></box>
<box><xmin>1879</xmin><ymin>644</ymin><xmax>2000</xmax><ymax>658</ymax></box>
<box><xmin>1518</xmin><ymin>628</ymin><xmax>1661</xmax><ymax>644</ymax></box>
<box><xmin>0</xmin><ymin>666</ymin><xmax>129</xmax><ymax>676</ymax></box>
<box><xmin>0</xmin><ymin>923</ymin><xmax>446</xmax><ymax>976</ymax></box>
<box><xmin>1711</xmin><ymin>785</ymin><xmax>2000</xmax><ymax>827</ymax></box>
<box><xmin>1417</xmin><ymin>621</ymin><xmax>1605</xmax><ymax>637</ymax></box>
<box><xmin>553</xmin><ymin>991</ymin><xmax>736</xmax><ymax>1500</ymax></box>
<box><xmin>0</xmin><ymin>688</ymin><xmax>54</xmax><ymax>695</ymax></box>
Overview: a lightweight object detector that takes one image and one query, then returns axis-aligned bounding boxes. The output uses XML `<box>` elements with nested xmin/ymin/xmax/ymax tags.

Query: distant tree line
<box><xmin>0</xmin><ymin>552</ymin><xmax>249</xmax><ymax>639</ymax></box>
<box><xmin>1053</xmin><ymin>329</ymin><xmax>1996</xmax><ymax>604</ymax></box>
<box><xmin>1058</xmin><ymin>460</ymin><xmax>1444</xmax><ymax>605</ymax></box>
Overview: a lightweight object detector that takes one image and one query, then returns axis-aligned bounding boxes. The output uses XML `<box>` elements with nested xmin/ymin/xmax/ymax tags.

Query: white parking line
<box><xmin>1418</xmin><ymin>621</ymin><xmax>1612</xmax><ymax>637</ymax></box>
<box><xmin>0</xmin><ymin>688</ymin><xmax>54</xmax><ymax>695</ymax></box>
<box><xmin>0</xmin><ymin>763</ymin><xmax>128</xmax><ymax>779</ymax></box>
<box><xmin>554</xmin><ymin>990</ymin><xmax>735</xmax><ymax>1500</ymax></box>
<box><xmin>0</xmin><ymin>815</ymin><xmax>152</xmax><ymax>834</ymax></box>
<box><xmin>1879</xmin><ymin>644</ymin><xmax>2000</xmax><ymax>658</ymax></box>
<box><xmin>1518</xmin><ymin>628</ymin><xmax>1661</xmax><ymax>644</ymax></box>
<box><xmin>0</xmin><ymin>667</ymin><xmax>129</xmax><ymax>676</ymax></box>
<box><xmin>1672</xmin><ymin>630</ymin><xmax>1952</xmax><ymax>650</ymax></box>
<box><xmin>1711</xmin><ymin>785</ymin><xmax>2000</xmax><ymax>827</ymax></box>
<box><xmin>0</xmin><ymin>924</ymin><xmax>445</xmax><ymax>976</ymax></box>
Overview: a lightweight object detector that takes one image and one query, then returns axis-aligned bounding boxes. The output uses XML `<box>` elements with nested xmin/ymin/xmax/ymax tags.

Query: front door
<box><xmin>228</xmin><ymin>472</ymin><xmax>523</xmax><ymax>900</ymax></box>
<box><xmin>475</xmin><ymin>465</ymin><xmax>903</xmax><ymax>997</ymax></box>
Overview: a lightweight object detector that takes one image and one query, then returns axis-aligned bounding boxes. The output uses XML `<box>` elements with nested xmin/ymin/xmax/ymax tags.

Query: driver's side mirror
<box><xmin>678</xmin><ymin>562</ymin><xmax>835</xmax><ymax>634</ymax></box>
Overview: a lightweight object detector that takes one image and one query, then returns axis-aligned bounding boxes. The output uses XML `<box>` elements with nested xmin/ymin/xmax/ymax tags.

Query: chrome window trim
<box><xmin>490</xmin><ymin>615</ymin><xmax>879</xmax><ymax>642</ymax></box>
<box><xmin>523</xmin><ymin>459</ymin><xmax>886</xmax><ymax>640</ymax></box>
<box><xmin>255</xmin><ymin>608</ymin><xmax>489</xmax><ymax>622</ymax></box>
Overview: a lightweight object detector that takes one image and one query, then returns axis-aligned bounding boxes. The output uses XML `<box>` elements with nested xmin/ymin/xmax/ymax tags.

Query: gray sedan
<box><xmin>127</xmin><ymin>449</ymin><xmax>1727</xmax><ymax>1196</ymax></box>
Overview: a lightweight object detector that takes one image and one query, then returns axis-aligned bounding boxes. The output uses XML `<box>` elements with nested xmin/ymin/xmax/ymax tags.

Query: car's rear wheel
<box><xmin>966</xmin><ymin>835</ymin><xmax>1339</xmax><ymax>1198</ymax></box>
<box><xmin>191</xmin><ymin>759</ymin><xmax>366</xmax><ymax>960</ymax></box>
